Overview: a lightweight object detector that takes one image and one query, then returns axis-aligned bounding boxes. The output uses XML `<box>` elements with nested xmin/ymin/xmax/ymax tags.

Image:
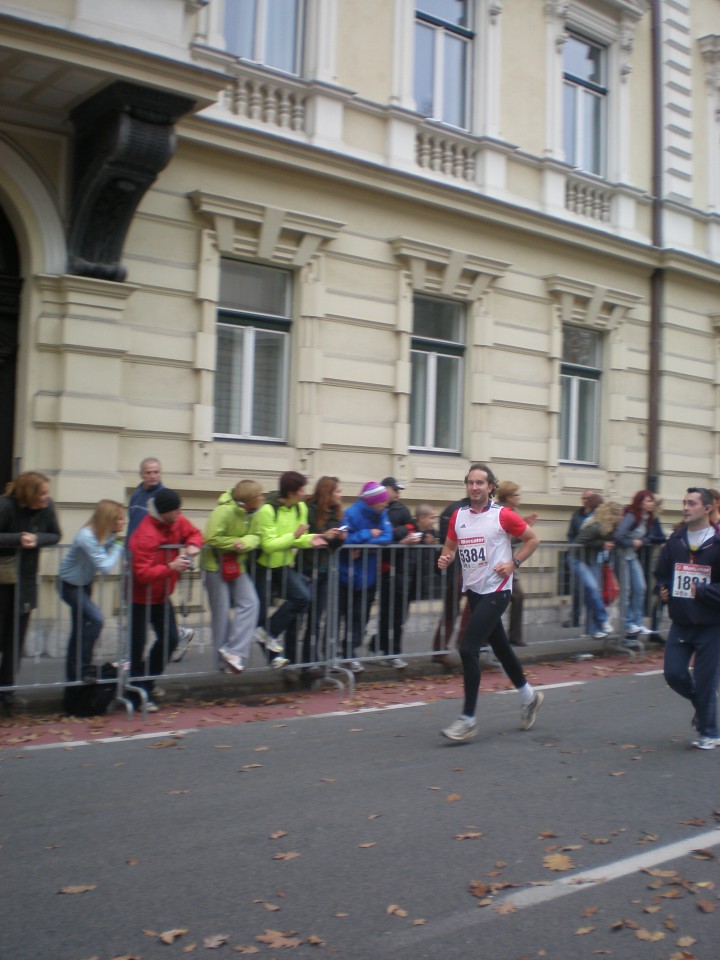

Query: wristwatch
<box><xmin>513</xmin><ymin>558</ymin><xmax>521</xmax><ymax>568</ymax></box>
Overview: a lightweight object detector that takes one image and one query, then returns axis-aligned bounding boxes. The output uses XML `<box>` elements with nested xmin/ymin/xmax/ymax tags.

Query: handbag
<box><xmin>0</xmin><ymin>554</ymin><xmax>17</xmax><ymax>585</ymax></box>
<box><xmin>220</xmin><ymin>552</ymin><xmax>241</xmax><ymax>582</ymax></box>
<box><xmin>601</xmin><ymin>562</ymin><xmax>619</xmax><ymax>606</ymax></box>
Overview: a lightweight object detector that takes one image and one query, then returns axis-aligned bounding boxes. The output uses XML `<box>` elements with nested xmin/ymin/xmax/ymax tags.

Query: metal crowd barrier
<box><xmin>0</xmin><ymin>539</ymin><xmax>669</xmax><ymax>716</ymax></box>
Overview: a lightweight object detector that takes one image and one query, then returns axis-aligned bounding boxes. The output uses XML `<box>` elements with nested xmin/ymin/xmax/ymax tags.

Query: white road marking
<box><xmin>499</xmin><ymin>828</ymin><xmax>720</xmax><ymax>909</ymax></box>
<box><xmin>23</xmin><ymin>729</ymin><xmax>198</xmax><ymax>750</ymax></box>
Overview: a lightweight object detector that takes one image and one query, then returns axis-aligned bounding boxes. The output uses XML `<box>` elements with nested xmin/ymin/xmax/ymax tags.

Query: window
<box><xmin>224</xmin><ymin>0</ymin><xmax>304</xmax><ymax>75</ymax></box>
<box><xmin>214</xmin><ymin>260</ymin><xmax>291</xmax><ymax>440</ymax></box>
<box><xmin>563</xmin><ymin>33</ymin><xmax>606</xmax><ymax>176</ymax></box>
<box><xmin>410</xmin><ymin>295</ymin><xmax>465</xmax><ymax>451</ymax></box>
<box><xmin>559</xmin><ymin>326</ymin><xmax>601</xmax><ymax>463</ymax></box>
<box><xmin>414</xmin><ymin>1</ymin><xmax>472</xmax><ymax>129</ymax></box>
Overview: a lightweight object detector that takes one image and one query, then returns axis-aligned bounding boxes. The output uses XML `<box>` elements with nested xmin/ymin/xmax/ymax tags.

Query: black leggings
<box><xmin>460</xmin><ymin>589</ymin><xmax>526</xmax><ymax>716</ymax></box>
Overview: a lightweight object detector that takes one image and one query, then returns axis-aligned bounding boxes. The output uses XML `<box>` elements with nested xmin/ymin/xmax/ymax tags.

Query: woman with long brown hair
<box><xmin>615</xmin><ymin>489</ymin><xmax>657</xmax><ymax>637</ymax></box>
<box><xmin>0</xmin><ymin>471</ymin><xmax>62</xmax><ymax>714</ymax></box>
<box><xmin>59</xmin><ymin>499</ymin><xmax>125</xmax><ymax>693</ymax></box>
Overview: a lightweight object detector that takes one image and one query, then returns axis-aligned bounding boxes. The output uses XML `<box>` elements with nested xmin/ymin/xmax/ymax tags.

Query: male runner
<box><xmin>437</xmin><ymin>462</ymin><xmax>543</xmax><ymax>741</ymax></box>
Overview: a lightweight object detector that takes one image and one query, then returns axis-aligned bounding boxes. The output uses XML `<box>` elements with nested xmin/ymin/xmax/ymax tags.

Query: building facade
<box><xmin>0</xmin><ymin>0</ymin><xmax>719</xmax><ymax>535</ymax></box>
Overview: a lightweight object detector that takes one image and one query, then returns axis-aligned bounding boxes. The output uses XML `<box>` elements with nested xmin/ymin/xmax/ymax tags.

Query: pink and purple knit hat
<box><xmin>360</xmin><ymin>481</ymin><xmax>388</xmax><ymax>506</ymax></box>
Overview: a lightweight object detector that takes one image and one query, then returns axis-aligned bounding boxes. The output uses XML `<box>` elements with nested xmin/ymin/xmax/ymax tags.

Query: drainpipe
<box><xmin>646</xmin><ymin>0</ymin><xmax>663</xmax><ymax>493</ymax></box>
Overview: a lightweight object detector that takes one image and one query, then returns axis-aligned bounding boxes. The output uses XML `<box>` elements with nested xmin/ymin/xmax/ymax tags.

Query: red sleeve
<box><xmin>446</xmin><ymin>509</ymin><xmax>460</xmax><ymax>542</ymax></box>
<box><xmin>499</xmin><ymin>507</ymin><xmax>527</xmax><ymax>538</ymax></box>
<box><xmin>177</xmin><ymin>515</ymin><xmax>204</xmax><ymax>549</ymax></box>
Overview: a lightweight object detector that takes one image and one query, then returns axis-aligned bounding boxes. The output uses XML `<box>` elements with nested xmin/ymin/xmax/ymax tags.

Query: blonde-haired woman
<box><xmin>201</xmin><ymin>479</ymin><xmax>263</xmax><ymax>674</ymax></box>
<box><xmin>495</xmin><ymin>481</ymin><xmax>537</xmax><ymax>647</ymax></box>
<box><xmin>59</xmin><ymin>499</ymin><xmax>125</xmax><ymax>690</ymax></box>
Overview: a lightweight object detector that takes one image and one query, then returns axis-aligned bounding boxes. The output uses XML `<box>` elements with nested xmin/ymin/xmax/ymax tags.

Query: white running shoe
<box><xmin>441</xmin><ymin>716</ymin><xmax>479</xmax><ymax>742</ymax></box>
<box><xmin>520</xmin><ymin>691</ymin><xmax>544</xmax><ymax>730</ymax></box>
<box><xmin>388</xmin><ymin>657</ymin><xmax>408</xmax><ymax>669</ymax></box>
<box><xmin>171</xmin><ymin>627</ymin><xmax>194</xmax><ymax>662</ymax></box>
<box><xmin>270</xmin><ymin>655</ymin><xmax>290</xmax><ymax>669</ymax></box>
<box><xmin>255</xmin><ymin>626</ymin><xmax>284</xmax><ymax>654</ymax></box>
<box><xmin>348</xmin><ymin>659</ymin><xmax>365</xmax><ymax>673</ymax></box>
<box><xmin>691</xmin><ymin>736</ymin><xmax>720</xmax><ymax>750</ymax></box>
<box><xmin>218</xmin><ymin>648</ymin><xmax>244</xmax><ymax>674</ymax></box>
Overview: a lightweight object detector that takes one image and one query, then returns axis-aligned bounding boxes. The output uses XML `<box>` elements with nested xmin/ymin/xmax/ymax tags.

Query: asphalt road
<box><xmin>2</xmin><ymin>668</ymin><xmax>719</xmax><ymax>960</ymax></box>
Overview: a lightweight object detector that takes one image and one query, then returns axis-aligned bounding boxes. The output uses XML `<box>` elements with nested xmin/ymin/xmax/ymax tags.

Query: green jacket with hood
<box><xmin>201</xmin><ymin>489</ymin><xmax>261</xmax><ymax>573</ymax></box>
<box><xmin>255</xmin><ymin>492</ymin><xmax>315</xmax><ymax>569</ymax></box>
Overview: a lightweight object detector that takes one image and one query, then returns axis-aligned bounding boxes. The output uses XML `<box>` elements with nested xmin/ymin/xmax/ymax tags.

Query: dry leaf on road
<box><xmin>273</xmin><ymin>852</ymin><xmax>300</xmax><ymax>861</ymax></box>
<box><xmin>204</xmin><ymin>934</ymin><xmax>229</xmax><ymax>948</ymax></box>
<box><xmin>58</xmin><ymin>885</ymin><xmax>96</xmax><ymax>894</ymax></box>
<box><xmin>256</xmin><ymin>929</ymin><xmax>301</xmax><ymax>948</ymax></box>
<box><xmin>543</xmin><ymin>853</ymin><xmax>575</xmax><ymax>871</ymax></box>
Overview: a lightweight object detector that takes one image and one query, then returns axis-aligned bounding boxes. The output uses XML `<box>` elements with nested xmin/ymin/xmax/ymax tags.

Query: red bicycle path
<box><xmin>0</xmin><ymin>649</ymin><xmax>665</xmax><ymax>750</ymax></box>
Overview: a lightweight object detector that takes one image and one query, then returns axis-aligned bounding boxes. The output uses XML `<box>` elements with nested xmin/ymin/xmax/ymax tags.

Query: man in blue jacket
<box><xmin>655</xmin><ymin>487</ymin><xmax>720</xmax><ymax>750</ymax></box>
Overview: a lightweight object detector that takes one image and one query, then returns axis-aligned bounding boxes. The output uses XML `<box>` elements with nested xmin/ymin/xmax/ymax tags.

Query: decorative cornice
<box><xmin>544</xmin><ymin>275</ymin><xmax>641</xmax><ymax>327</ymax></box>
<box><xmin>392</xmin><ymin>238</ymin><xmax>510</xmax><ymax>300</ymax></box>
<box><xmin>190</xmin><ymin>191</ymin><xmax>345</xmax><ymax>267</ymax></box>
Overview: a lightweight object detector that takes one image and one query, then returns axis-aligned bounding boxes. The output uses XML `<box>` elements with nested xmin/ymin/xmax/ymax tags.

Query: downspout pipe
<box><xmin>647</xmin><ymin>0</ymin><xmax>663</xmax><ymax>492</ymax></box>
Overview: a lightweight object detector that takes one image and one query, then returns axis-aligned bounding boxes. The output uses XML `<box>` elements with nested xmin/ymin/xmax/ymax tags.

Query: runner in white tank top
<box><xmin>437</xmin><ymin>463</ymin><xmax>544</xmax><ymax>741</ymax></box>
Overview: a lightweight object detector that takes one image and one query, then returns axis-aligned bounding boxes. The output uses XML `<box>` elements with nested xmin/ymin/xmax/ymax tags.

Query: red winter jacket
<box><xmin>129</xmin><ymin>513</ymin><xmax>203</xmax><ymax>605</ymax></box>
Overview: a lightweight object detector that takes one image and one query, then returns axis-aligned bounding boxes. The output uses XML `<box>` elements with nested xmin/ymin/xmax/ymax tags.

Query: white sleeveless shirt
<box><xmin>448</xmin><ymin>502</ymin><xmax>526</xmax><ymax>595</ymax></box>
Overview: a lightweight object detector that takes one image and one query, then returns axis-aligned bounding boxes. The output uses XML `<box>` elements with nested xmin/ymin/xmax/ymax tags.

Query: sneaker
<box><xmin>152</xmin><ymin>686</ymin><xmax>166</xmax><ymax>700</ymax></box>
<box><xmin>388</xmin><ymin>657</ymin><xmax>408</xmax><ymax>669</ymax></box>
<box><xmin>348</xmin><ymin>659</ymin><xmax>365</xmax><ymax>673</ymax></box>
<box><xmin>145</xmin><ymin>700</ymin><xmax>159</xmax><ymax>714</ymax></box>
<box><xmin>171</xmin><ymin>626</ymin><xmax>194</xmax><ymax>662</ymax></box>
<box><xmin>520</xmin><ymin>690</ymin><xmax>544</xmax><ymax>731</ymax></box>
<box><xmin>441</xmin><ymin>716</ymin><xmax>479</xmax><ymax>742</ymax></box>
<box><xmin>255</xmin><ymin>626</ymin><xmax>284</xmax><ymax>654</ymax></box>
<box><xmin>600</xmin><ymin>621</ymin><xmax>613</xmax><ymax>634</ymax></box>
<box><xmin>636</xmin><ymin>625</ymin><xmax>653</xmax><ymax>636</ymax></box>
<box><xmin>593</xmin><ymin>630</ymin><xmax>610</xmax><ymax>639</ymax></box>
<box><xmin>625</xmin><ymin>624</ymin><xmax>641</xmax><ymax>636</ymax></box>
<box><xmin>270</xmin><ymin>655</ymin><xmax>290</xmax><ymax>669</ymax></box>
<box><xmin>691</xmin><ymin>736</ymin><xmax>720</xmax><ymax>750</ymax></box>
<box><xmin>218</xmin><ymin>648</ymin><xmax>244</xmax><ymax>674</ymax></box>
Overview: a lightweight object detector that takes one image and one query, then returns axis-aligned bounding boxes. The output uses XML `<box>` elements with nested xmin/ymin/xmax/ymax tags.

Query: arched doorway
<box><xmin>0</xmin><ymin>205</ymin><xmax>21</xmax><ymax>489</ymax></box>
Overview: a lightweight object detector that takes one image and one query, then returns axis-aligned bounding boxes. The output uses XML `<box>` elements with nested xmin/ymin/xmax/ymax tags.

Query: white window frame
<box><xmin>410</xmin><ymin>294</ymin><xmax>465</xmax><ymax>453</ymax></box>
<box><xmin>413</xmin><ymin>1</ymin><xmax>474</xmax><ymax>129</ymax></box>
<box><xmin>563</xmin><ymin>32</ymin><xmax>608</xmax><ymax>177</ymax></box>
<box><xmin>559</xmin><ymin>325</ymin><xmax>602</xmax><ymax>465</ymax></box>
<box><xmin>214</xmin><ymin>260</ymin><xmax>292</xmax><ymax>442</ymax></box>
<box><xmin>223</xmin><ymin>0</ymin><xmax>306</xmax><ymax>76</ymax></box>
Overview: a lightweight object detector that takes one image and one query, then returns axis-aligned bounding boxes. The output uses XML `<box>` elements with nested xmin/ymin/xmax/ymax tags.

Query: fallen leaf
<box><xmin>157</xmin><ymin>929</ymin><xmax>189</xmax><ymax>945</ymax></box>
<box><xmin>320</xmin><ymin>778</ymin><xmax>336</xmax><ymax>783</ymax></box>
<box><xmin>575</xmin><ymin>926</ymin><xmax>594</xmax><ymax>935</ymax></box>
<box><xmin>386</xmin><ymin>904</ymin><xmax>408</xmax><ymax>917</ymax></box>
<box><xmin>691</xmin><ymin>848</ymin><xmax>716</xmax><ymax>860</ymax></box>
<box><xmin>58</xmin><ymin>885</ymin><xmax>96</xmax><ymax>894</ymax></box>
<box><xmin>537</xmin><ymin>830</ymin><xmax>558</xmax><ymax>839</ymax></box>
<box><xmin>261</xmin><ymin>902</ymin><xmax>281</xmax><ymax>912</ymax></box>
<box><xmin>696</xmin><ymin>899</ymin><xmax>716</xmax><ymax>913</ymax></box>
<box><xmin>493</xmin><ymin>902</ymin><xmax>516</xmax><ymax>915</ymax></box>
<box><xmin>214</xmin><ymin>745</ymin><xmax>232</xmax><ymax>749</ymax></box>
<box><xmin>148</xmin><ymin>740</ymin><xmax>178</xmax><ymax>749</ymax></box>
<box><xmin>609</xmin><ymin>771</ymin><xmax>626</xmax><ymax>777</ymax></box>
<box><xmin>126</xmin><ymin>857</ymin><xmax>139</xmax><ymax>866</ymax></box>
<box><xmin>411</xmin><ymin>919</ymin><xmax>427</xmax><ymax>926</ymax></box>
<box><xmin>455</xmin><ymin>832</ymin><xmax>483</xmax><ymax>840</ymax></box>
<box><xmin>677</xmin><ymin>936</ymin><xmax>697</xmax><ymax>947</ymax></box>
<box><xmin>582</xmin><ymin>906</ymin><xmax>599</xmax><ymax>917</ymax></box>
<box><xmin>204</xmin><ymin>934</ymin><xmax>229</xmax><ymax>948</ymax></box>
<box><xmin>358</xmin><ymin>842</ymin><xmax>377</xmax><ymax>848</ymax></box>
<box><xmin>169</xmin><ymin>790</ymin><xmax>190</xmax><ymax>795</ymax></box>
<box><xmin>446</xmin><ymin>793</ymin><xmax>461</xmax><ymax>802</ymax></box>
<box><xmin>254</xmin><ymin>746</ymin><xmax>269</xmax><ymax>752</ymax></box>
<box><xmin>635</xmin><ymin>929</ymin><xmax>665</xmax><ymax>942</ymax></box>
<box><xmin>543</xmin><ymin>853</ymin><xmax>575</xmax><ymax>871</ymax></box>
<box><xmin>232</xmin><ymin>947</ymin><xmax>260</xmax><ymax>954</ymax></box>
<box><xmin>469</xmin><ymin>881</ymin><xmax>491</xmax><ymax>899</ymax></box>
<box><xmin>273</xmin><ymin>851</ymin><xmax>300</xmax><ymax>861</ymax></box>
<box><xmin>256</xmin><ymin>930</ymin><xmax>301</xmax><ymax>948</ymax></box>
<box><xmin>643</xmin><ymin>905</ymin><xmax>662</xmax><ymax>913</ymax></box>
<box><xmin>269</xmin><ymin>831</ymin><xmax>288</xmax><ymax>840</ymax></box>
<box><xmin>306</xmin><ymin>934</ymin><xmax>326</xmax><ymax>944</ymax></box>
<box><xmin>368</xmin><ymin>814</ymin><xmax>382</xmax><ymax>820</ymax></box>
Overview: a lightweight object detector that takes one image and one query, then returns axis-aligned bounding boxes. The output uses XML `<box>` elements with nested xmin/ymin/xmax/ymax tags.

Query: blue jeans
<box><xmin>254</xmin><ymin>565</ymin><xmax>311</xmax><ymax>664</ymax></box>
<box><xmin>621</xmin><ymin>554</ymin><xmax>646</xmax><ymax>629</ymax></box>
<box><xmin>577</xmin><ymin>561</ymin><xmax>609</xmax><ymax>634</ymax></box>
<box><xmin>664</xmin><ymin>622</ymin><xmax>720</xmax><ymax>738</ymax></box>
<box><xmin>60</xmin><ymin>580</ymin><xmax>104</xmax><ymax>682</ymax></box>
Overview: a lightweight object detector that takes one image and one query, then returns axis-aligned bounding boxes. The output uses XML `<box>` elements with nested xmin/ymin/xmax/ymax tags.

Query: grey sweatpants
<box><xmin>204</xmin><ymin>568</ymin><xmax>259</xmax><ymax>667</ymax></box>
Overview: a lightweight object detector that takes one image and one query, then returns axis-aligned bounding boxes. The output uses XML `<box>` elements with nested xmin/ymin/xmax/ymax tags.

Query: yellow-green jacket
<box><xmin>255</xmin><ymin>494</ymin><xmax>315</xmax><ymax>569</ymax></box>
<box><xmin>201</xmin><ymin>489</ymin><xmax>261</xmax><ymax>573</ymax></box>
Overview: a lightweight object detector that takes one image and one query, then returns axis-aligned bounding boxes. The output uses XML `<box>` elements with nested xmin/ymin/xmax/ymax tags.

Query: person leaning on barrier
<box><xmin>615</xmin><ymin>490</ymin><xmax>658</xmax><ymax>638</ymax></box>
<box><xmin>655</xmin><ymin>487</ymin><xmax>720</xmax><ymax>751</ymax></box>
<box><xmin>59</xmin><ymin>500</ymin><xmax>125</xmax><ymax>695</ymax></box>
<box><xmin>437</xmin><ymin>462</ymin><xmax>543</xmax><ymax>743</ymax></box>
<box><xmin>377</xmin><ymin>477</ymin><xmax>416</xmax><ymax>670</ymax></box>
<box><xmin>564</xmin><ymin>489</ymin><xmax>596</xmax><ymax>628</ymax></box>
<box><xmin>201</xmin><ymin>480</ymin><xmax>264</xmax><ymax>676</ymax></box>
<box><xmin>253</xmin><ymin>471</ymin><xmax>327</xmax><ymax>672</ymax></box>
<box><xmin>0</xmin><ymin>471</ymin><xmax>62</xmax><ymax>716</ymax></box>
<box><xmin>296</xmin><ymin>476</ymin><xmax>347</xmax><ymax>668</ymax></box>
<box><xmin>408</xmin><ymin>503</ymin><xmax>439</xmax><ymax>603</ymax></box>
<box><xmin>495</xmin><ymin>481</ymin><xmax>538</xmax><ymax>648</ymax></box>
<box><xmin>128</xmin><ymin>488</ymin><xmax>203</xmax><ymax>712</ymax></box>
<box><xmin>339</xmin><ymin>482</ymin><xmax>393</xmax><ymax>672</ymax></box>
<box><xmin>432</xmin><ymin>494</ymin><xmax>470</xmax><ymax>660</ymax></box>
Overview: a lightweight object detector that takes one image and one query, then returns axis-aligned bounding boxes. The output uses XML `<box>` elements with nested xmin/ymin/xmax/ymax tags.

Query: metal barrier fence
<box><xmin>0</xmin><ymin>540</ymin><xmax>668</xmax><ymax>716</ymax></box>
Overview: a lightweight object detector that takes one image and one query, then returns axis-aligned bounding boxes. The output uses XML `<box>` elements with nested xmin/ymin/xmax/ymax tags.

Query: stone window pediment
<box><xmin>544</xmin><ymin>274</ymin><xmax>641</xmax><ymax>329</ymax></box>
<box><xmin>392</xmin><ymin>236</ymin><xmax>509</xmax><ymax>300</ymax></box>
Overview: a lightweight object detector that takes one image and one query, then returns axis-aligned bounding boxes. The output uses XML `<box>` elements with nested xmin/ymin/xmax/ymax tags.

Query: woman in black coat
<box><xmin>0</xmin><ymin>471</ymin><xmax>61</xmax><ymax>713</ymax></box>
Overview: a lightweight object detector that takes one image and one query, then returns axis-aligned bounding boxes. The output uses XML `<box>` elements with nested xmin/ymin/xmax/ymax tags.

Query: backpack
<box><xmin>63</xmin><ymin>663</ymin><xmax>118</xmax><ymax>717</ymax></box>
